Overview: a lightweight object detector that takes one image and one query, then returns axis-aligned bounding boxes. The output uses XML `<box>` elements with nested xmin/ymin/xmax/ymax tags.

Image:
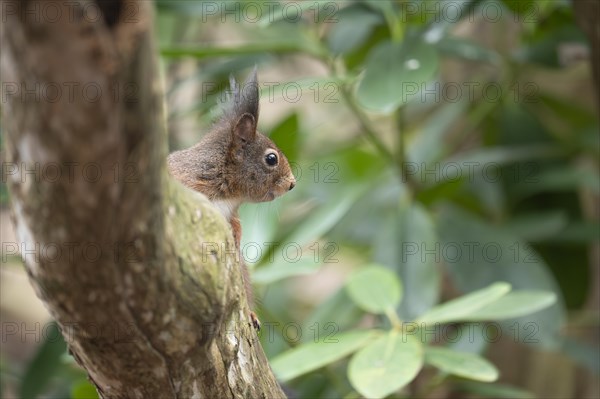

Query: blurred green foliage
<box><xmin>160</xmin><ymin>0</ymin><xmax>597</xmax><ymax>397</ymax></box>
<box><xmin>156</xmin><ymin>0</ymin><xmax>598</xmax><ymax>397</ymax></box>
<box><xmin>0</xmin><ymin>322</ymin><xmax>98</xmax><ymax>399</ymax></box>
<box><xmin>2</xmin><ymin>0</ymin><xmax>598</xmax><ymax>398</ymax></box>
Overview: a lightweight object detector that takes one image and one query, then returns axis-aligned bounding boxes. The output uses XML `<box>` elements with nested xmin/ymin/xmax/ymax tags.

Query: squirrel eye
<box><xmin>265</xmin><ymin>152</ymin><xmax>278</xmax><ymax>166</ymax></box>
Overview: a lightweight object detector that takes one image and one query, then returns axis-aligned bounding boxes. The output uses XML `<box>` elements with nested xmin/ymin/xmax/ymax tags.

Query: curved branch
<box><xmin>1</xmin><ymin>1</ymin><xmax>285</xmax><ymax>397</ymax></box>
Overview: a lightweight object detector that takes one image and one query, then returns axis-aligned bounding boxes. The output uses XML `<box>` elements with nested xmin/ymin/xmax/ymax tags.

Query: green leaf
<box><xmin>416</xmin><ymin>282</ymin><xmax>511</xmax><ymax>325</ymax></box>
<box><xmin>20</xmin><ymin>322</ymin><xmax>68</xmax><ymax>399</ymax></box>
<box><xmin>397</xmin><ymin>203</ymin><xmax>440</xmax><ymax>319</ymax></box>
<box><xmin>498</xmin><ymin>103</ymin><xmax>551</xmax><ymax>145</ymax></box>
<box><xmin>285</xmin><ymin>183</ymin><xmax>367</xmax><ymax>249</ymax></box>
<box><xmin>408</xmin><ymin>101</ymin><xmax>469</xmax><ymax>165</ymax></box>
<box><xmin>258</xmin><ymin>77</ymin><xmax>344</xmax><ymax>105</ymax></box>
<box><xmin>239</xmin><ymin>200</ymin><xmax>282</xmax><ymax>261</ymax></box>
<box><xmin>327</xmin><ymin>5</ymin><xmax>382</xmax><ymax>54</ymax></box>
<box><xmin>436</xmin><ymin>36</ymin><xmax>501</xmax><ymax>64</ymax></box>
<box><xmin>425</xmin><ymin>347</ymin><xmax>499</xmax><ymax>382</ymax></box>
<box><xmin>161</xmin><ymin>43</ymin><xmax>307</xmax><ymax>59</ymax></box>
<box><xmin>547</xmin><ymin>221</ymin><xmax>600</xmax><ymax>243</ymax></box>
<box><xmin>0</xmin><ymin>176</ymin><xmax>9</xmax><ymax>205</ymax></box>
<box><xmin>344</xmin><ymin>23</ymin><xmax>390</xmax><ymax>71</ymax></box>
<box><xmin>424</xmin><ymin>144</ymin><xmax>564</xmax><ymax>189</ymax></box>
<box><xmin>346</xmin><ymin>265</ymin><xmax>402</xmax><ymax>314</ymax></box>
<box><xmin>501</xmin><ymin>0</ymin><xmax>537</xmax><ymax>16</ymax></box>
<box><xmin>348</xmin><ymin>331</ymin><xmax>423</xmax><ymax>399</ymax></box>
<box><xmin>456</xmin><ymin>380</ymin><xmax>535</xmax><ymax>399</ymax></box>
<box><xmin>536</xmin><ymin>94</ymin><xmax>598</xmax><ymax>132</ymax></box>
<box><xmin>375</xmin><ymin>202</ymin><xmax>440</xmax><ymax>320</ymax></box>
<box><xmin>268</xmin><ymin>113</ymin><xmax>299</xmax><ymax>164</ymax></box>
<box><xmin>71</xmin><ymin>379</ymin><xmax>99</xmax><ymax>399</ymax></box>
<box><xmin>437</xmin><ymin>205</ymin><xmax>566</xmax><ymax>346</ymax></box>
<box><xmin>466</xmin><ymin>291</ymin><xmax>557</xmax><ymax>320</ymax></box>
<box><xmin>357</xmin><ymin>39</ymin><xmax>439</xmax><ymax>112</ymax></box>
<box><xmin>444</xmin><ymin>145</ymin><xmax>563</xmax><ymax>169</ymax></box>
<box><xmin>258</xmin><ymin>0</ymin><xmax>336</xmax><ymax>26</ymax></box>
<box><xmin>335</xmin><ymin>174</ymin><xmax>402</xmax><ymax>244</ymax></box>
<box><xmin>450</xmin><ymin>324</ymin><xmax>488</xmax><ymax>355</ymax></box>
<box><xmin>515</xmin><ymin>166</ymin><xmax>600</xmax><ymax>196</ymax></box>
<box><xmin>516</xmin><ymin>25</ymin><xmax>587</xmax><ymax>68</ymax></box>
<box><xmin>500</xmin><ymin>212</ymin><xmax>568</xmax><ymax>242</ymax></box>
<box><xmin>271</xmin><ymin>330</ymin><xmax>376</xmax><ymax>382</ymax></box>
<box><xmin>252</xmin><ymin>256</ymin><xmax>321</xmax><ymax>285</ymax></box>
<box><xmin>419</xmin><ymin>0</ymin><xmax>477</xmax><ymax>28</ymax></box>
<box><xmin>360</xmin><ymin>0</ymin><xmax>396</xmax><ymax>15</ymax></box>
<box><xmin>303</xmin><ymin>289</ymin><xmax>364</xmax><ymax>343</ymax></box>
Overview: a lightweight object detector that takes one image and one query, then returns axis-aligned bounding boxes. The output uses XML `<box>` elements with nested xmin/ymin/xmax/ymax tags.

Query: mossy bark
<box><xmin>1</xmin><ymin>1</ymin><xmax>285</xmax><ymax>397</ymax></box>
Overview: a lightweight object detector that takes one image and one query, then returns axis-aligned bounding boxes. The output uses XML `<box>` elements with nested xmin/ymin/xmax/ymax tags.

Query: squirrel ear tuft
<box><xmin>241</xmin><ymin>67</ymin><xmax>259</xmax><ymax>119</ymax></box>
<box><xmin>233</xmin><ymin>113</ymin><xmax>256</xmax><ymax>143</ymax></box>
<box><xmin>222</xmin><ymin>67</ymin><xmax>260</xmax><ymax>127</ymax></box>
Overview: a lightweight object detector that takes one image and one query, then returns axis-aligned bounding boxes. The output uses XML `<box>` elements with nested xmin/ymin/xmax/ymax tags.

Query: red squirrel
<box><xmin>167</xmin><ymin>70</ymin><xmax>296</xmax><ymax>330</ymax></box>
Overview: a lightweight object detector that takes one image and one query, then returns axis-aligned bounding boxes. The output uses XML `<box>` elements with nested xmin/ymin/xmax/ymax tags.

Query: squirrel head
<box><xmin>216</xmin><ymin>69</ymin><xmax>296</xmax><ymax>203</ymax></box>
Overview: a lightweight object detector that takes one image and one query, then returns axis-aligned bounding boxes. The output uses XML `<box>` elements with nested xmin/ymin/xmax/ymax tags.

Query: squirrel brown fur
<box><xmin>167</xmin><ymin>69</ymin><xmax>296</xmax><ymax>330</ymax></box>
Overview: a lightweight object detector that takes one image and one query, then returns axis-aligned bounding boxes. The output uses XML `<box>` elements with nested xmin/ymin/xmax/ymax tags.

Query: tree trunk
<box><xmin>1</xmin><ymin>1</ymin><xmax>285</xmax><ymax>397</ymax></box>
<box><xmin>573</xmin><ymin>0</ymin><xmax>600</xmax><ymax>101</ymax></box>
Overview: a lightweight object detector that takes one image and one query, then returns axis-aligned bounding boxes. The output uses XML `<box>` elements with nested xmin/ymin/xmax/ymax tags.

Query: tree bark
<box><xmin>1</xmin><ymin>1</ymin><xmax>285</xmax><ymax>397</ymax></box>
<box><xmin>573</xmin><ymin>0</ymin><xmax>600</xmax><ymax>101</ymax></box>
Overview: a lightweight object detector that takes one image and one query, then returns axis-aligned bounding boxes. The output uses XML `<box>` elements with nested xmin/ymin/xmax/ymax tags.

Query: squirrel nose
<box><xmin>289</xmin><ymin>181</ymin><xmax>296</xmax><ymax>191</ymax></box>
